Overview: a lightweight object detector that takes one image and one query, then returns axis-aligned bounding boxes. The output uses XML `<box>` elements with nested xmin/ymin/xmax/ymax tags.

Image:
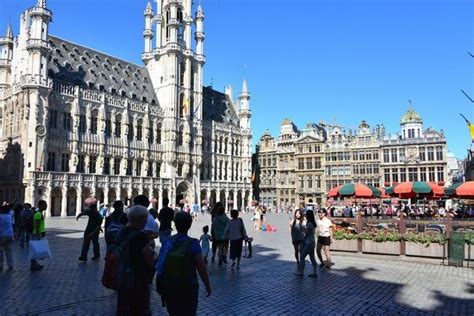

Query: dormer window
<box><xmin>142</xmin><ymin>97</ymin><xmax>147</xmax><ymax>102</ymax></box>
<box><xmin>88</xmin><ymin>82</ymin><xmax>94</xmax><ymax>89</ymax></box>
<box><xmin>121</xmin><ymin>91</ymin><xmax>126</xmax><ymax>97</ymax></box>
<box><xmin>99</xmin><ymin>85</ymin><xmax>104</xmax><ymax>92</ymax></box>
<box><xmin>132</xmin><ymin>93</ymin><xmax>137</xmax><ymax>99</ymax></box>
<box><xmin>111</xmin><ymin>88</ymin><xmax>116</xmax><ymax>95</ymax></box>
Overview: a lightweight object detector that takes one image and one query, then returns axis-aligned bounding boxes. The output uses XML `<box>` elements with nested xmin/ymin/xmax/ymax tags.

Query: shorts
<box><xmin>318</xmin><ymin>236</ymin><xmax>331</xmax><ymax>246</ymax></box>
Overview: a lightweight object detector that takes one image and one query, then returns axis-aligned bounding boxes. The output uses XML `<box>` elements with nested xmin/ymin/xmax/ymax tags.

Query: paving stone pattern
<box><xmin>0</xmin><ymin>213</ymin><xmax>473</xmax><ymax>315</ymax></box>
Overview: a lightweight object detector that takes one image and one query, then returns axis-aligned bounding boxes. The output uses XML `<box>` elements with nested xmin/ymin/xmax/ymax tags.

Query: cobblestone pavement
<box><xmin>0</xmin><ymin>212</ymin><xmax>473</xmax><ymax>315</ymax></box>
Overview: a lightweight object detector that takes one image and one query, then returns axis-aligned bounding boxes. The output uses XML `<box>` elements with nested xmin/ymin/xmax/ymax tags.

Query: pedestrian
<box><xmin>134</xmin><ymin>195</ymin><xmax>159</xmax><ymax>249</ymax></box>
<box><xmin>210</xmin><ymin>202</ymin><xmax>223</xmax><ymax>262</ymax></box>
<box><xmin>295</xmin><ymin>210</ymin><xmax>318</xmax><ymax>278</ymax></box>
<box><xmin>158</xmin><ymin>198</ymin><xmax>175</xmax><ymax>245</ymax></box>
<box><xmin>316</xmin><ymin>209</ymin><xmax>333</xmax><ymax>269</ymax></box>
<box><xmin>104</xmin><ymin>200</ymin><xmax>128</xmax><ymax>248</ymax></box>
<box><xmin>199</xmin><ymin>225</ymin><xmax>211</xmax><ymax>264</ymax></box>
<box><xmin>290</xmin><ymin>209</ymin><xmax>305</xmax><ymax>270</ymax></box>
<box><xmin>0</xmin><ymin>203</ymin><xmax>14</xmax><ymax>272</ymax></box>
<box><xmin>156</xmin><ymin>211</ymin><xmax>212</xmax><ymax>315</ymax></box>
<box><xmin>77</xmin><ymin>198</ymin><xmax>103</xmax><ymax>261</ymax></box>
<box><xmin>18</xmin><ymin>203</ymin><xmax>34</xmax><ymax>248</ymax></box>
<box><xmin>115</xmin><ymin>206</ymin><xmax>155</xmax><ymax>316</ymax></box>
<box><xmin>30</xmin><ymin>200</ymin><xmax>47</xmax><ymax>272</ymax></box>
<box><xmin>223</xmin><ymin>209</ymin><xmax>249</xmax><ymax>269</ymax></box>
<box><xmin>211</xmin><ymin>203</ymin><xmax>229</xmax><ymax>265</ymax></box>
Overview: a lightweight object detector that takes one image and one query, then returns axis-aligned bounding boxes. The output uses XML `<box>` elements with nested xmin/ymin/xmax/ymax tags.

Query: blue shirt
<box><xmin>0</xmin><ymin>213</ymin><xmax>14</xmax><ymax>238</ymax></box>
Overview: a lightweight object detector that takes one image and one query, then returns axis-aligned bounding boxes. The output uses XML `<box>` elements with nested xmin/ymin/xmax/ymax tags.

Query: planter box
<box><xmin>405</xmin><ymin>242</ymin><xmax>445</xmax><ymax>258</ymax></box>
<box><xmin>331</xmin><ymin>239</ymin><xmax>358</xmax><ymax>252</ymax></box>
<box><xmin>362</xmin><ymin>240</ymin><xmax>400</xmax><ymax>255</ymax></box>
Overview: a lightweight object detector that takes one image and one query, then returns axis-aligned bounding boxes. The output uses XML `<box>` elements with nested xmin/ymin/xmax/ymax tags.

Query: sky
<box><xmin>1</xmin><ymin>0</ymin><xmax>473</xmax><ymax>158</ymax></box>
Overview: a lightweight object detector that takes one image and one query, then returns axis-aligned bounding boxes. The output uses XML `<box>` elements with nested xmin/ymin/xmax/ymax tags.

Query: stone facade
<box><xmin>0</xmin><ymin>0</ymin><xmax>252</xmax><ymax>216</ymax></box>
<box><xmin>255</xmin><ymin>107</ymin><xmax>448</xmax><ymax>209</ymax></box>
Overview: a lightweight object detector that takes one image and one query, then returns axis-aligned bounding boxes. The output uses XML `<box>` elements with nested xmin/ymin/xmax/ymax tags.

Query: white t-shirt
<box><xmin>143</xmin><ymin>213</ymin><xmax>159</xmax><ymax>235</ymax></box>
<box><xmin>318</xmin><ymin>217</ymin><xmax>332</xmax><ymax>237</ymax></box>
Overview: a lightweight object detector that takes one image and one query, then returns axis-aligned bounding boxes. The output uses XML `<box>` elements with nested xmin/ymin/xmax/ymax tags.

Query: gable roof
<box><xmin>47</xmin><ymin>35</ymin><xmax>157</xmax><ymax>103</ymax></box>
<box><xmin>202</xmin><ymin>86</ymin><xmax>239</xmax><ymax>125</ymax></box>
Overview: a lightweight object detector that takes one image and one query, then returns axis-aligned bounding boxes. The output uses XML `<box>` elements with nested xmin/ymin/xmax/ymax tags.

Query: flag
<box><xmin>470</xmin><ymin>124</ymin><xmax>474</xmax><ymax>143</ymax></box>
<box><xmin>251</xmin><ymin>171</ymin><xmax>256</xmax><ymax>183</ymax></box>
<box><xmin>183</xmin><ymin>97</ymin><xmax>189</xmax><ymax>114</ymax></box>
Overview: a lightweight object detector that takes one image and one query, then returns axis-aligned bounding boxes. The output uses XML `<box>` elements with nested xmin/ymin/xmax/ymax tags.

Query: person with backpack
<box><xmin>156</xmin><ymin>211</ymin><xmax>211</xmax><ymax>315</ymax></box>
<box><xmin>104</xmin><ymin>200</ymin><xmax>128</xmax><ymax>249</ymax></box>
<box><xmin>78</xmin><ymin>198</ymin><xmax>103</xmax><ymax>261</ymax></box>
<box><xmin>114</xmin><ymin>205</ymin><xmax>155</xmax><ymax>316</ymax></box>
<box><xmin>158</xmin><ymin>198</ymin><xmax>175</xmax><ymax>245</ymax></box>
<box><xmin>223</xmin><ymin>209</ymin><xmax>249</xmax><ymax>269</ymax></box>
<box><xmin>295</xmin><ymin>210</ymin><xmax>318</xmax><ymax>278</ymax></box>
<box><xmin>30</xmin><ymin>200</ymin><xmax>47</xmax><ymax>272</ymax></box>
<box><xmin>0</xmin><ymin>203</ymin><xmax>15</xmax><ymax>271</ymax></box>
<box><xmin>211</xmin><ymin>204</ymin><xmax>229</xmax><ymax>266</ymax></box>
<box><xmin>18</xmin><ymin>203</ymin><xmax>34</xmax><ymax>248</ymax></box>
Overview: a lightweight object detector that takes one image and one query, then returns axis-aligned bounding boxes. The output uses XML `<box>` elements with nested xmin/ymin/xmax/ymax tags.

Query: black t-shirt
<box><xmin>158</xmin><ymin>207</ymin><xmax>174</xmax><ymax>232</ymax></box>
<box><xmin>122</xmin><ymin>227</ymin><xmax>152</xmax><ymax>283</ymax></box>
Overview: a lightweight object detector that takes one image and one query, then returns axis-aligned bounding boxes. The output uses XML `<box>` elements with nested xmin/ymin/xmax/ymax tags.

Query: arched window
<box><xmin>177</xmin><ymin>126</ymin><xmax>183</xmax><ymax>146</ymax></box>
<box><xmin>115</xmin><ymin>114</ymin><xmax>122</xmax><ymax>137</ymax></box>
<box><xmin>90</xmin><ymin>110</ymin><xmax>98</xmax><ymax>134</ymax></box>
<box><xmin>219</xmin><ymin>160</ymin><xmax>223</xmax><ymax>180</ymax></box>
<box><xmin>219</xmin><ymin>136</ymin><xmax>223</xmax><ymax>153</ymax></box>
<box><xmin>148</xmin><ymin>124</ymin><xmax>153</xmax><ymax>143</ymax></box>
<box><xmin>179</xmin><ymin>93</ymin><xmax>185</xmax><ymax>118</ymax></box>
<box><xmin>136</xmin><ymin>119</ymin><xmax>143</xmax><ymax>141</ymax></box>
<box><xmin>128</xmin><ymin>116</ymin><xmax>134</xmax><ymax>141</ymax></box>
<box><xmin>235</xmin><ymin>140</ymin><xmax>240</xmax><ymax>156</ymax></box>
<box><xmin>165</xmin><ymin>9</ymin><xmax>170</xmax><ymax>41</ymax></box>
<box><xmin>224</xmin><ymin>137</ymin><xmax>228</xmax><ymax>154</ymax></box>
<box><xmin>179</xmin><ymin>62</ymin><xmax>185</xmax><ymax>87</ymax></box>
<box><xmin>156</xmin><ymin>124</ymin><xmax>162</xmax><ymax>144</ymax></box>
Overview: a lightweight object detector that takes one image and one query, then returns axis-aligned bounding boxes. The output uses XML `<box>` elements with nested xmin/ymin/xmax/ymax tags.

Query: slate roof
<box><xmin>47</xmin><ymin>35</ymin><xmax>157</xmax><ymax>103</ymax></box>
<box><xmin>202</xmin><ymin>86</ymin><xmax>239</xmax><ymax>125</ymax></box>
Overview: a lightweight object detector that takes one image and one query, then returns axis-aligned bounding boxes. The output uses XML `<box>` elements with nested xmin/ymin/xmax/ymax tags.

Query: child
<box><xmin>199</xmin><ymin>225</ymin><xmax>211</xmax><ymax>264</ymax></box>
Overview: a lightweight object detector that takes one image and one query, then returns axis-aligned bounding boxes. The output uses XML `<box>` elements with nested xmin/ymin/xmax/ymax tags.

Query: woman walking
<box><xmin>316</xmin><ymin>209</ymin><xmax>333</xmax><ymax>269</ymax></box>
<box><xmin>295</xmin><ymin>210</ymin><xmax>318</xmax><ymax>278</ymax></box>
<box><xmin>211</xmin><ymin>203</ymin><xmax>229</xmax><ymax>265</ymax></box>
<box><xmin>210</xmin><ymin>202</ymin><xmax>223</xmax><ymax>262</ymax></box>
<box><xmin>224</xmin><ymin>209</ymin><xmax>249</xmax><ymax>269</ymax></box>
<box><xmin>290</xmin><ymin>209</ymin><xmax>305</xmax><ymax>271</ymax></box>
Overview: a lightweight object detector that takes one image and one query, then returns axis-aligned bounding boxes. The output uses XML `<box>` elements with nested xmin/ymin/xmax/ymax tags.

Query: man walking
<box><xmin>158</xmin><ymin>197</ymin><xmax>174</xmax><ymax>244</ymax></box>
<box><xmin>18</xmin><ymin>203</ymin><xmax>34</xmax><ymax>248</ymax></box>
<box><xmin>31</xmin><ymin>200</ymin><xmax>47</xmax><ymax>271</ymax></box>
<box><xmin>78</xmin><ymin>198</ymin><xmax>103</xmax><ymax>261</ymax></box>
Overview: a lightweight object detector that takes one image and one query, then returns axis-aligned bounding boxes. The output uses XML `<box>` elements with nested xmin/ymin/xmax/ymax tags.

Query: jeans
<box><xmin>299</xmin><ymin>243</ymin><xmax>317</xmax><ymax>271</ymax></box>
<box><xmin>19</xmin><ymin>227</ymin><xmax>30</xmax><ymax>246</ymax></box>
<box><xmin>0</xmin><ymin>236</ymin><xmax>14</xmax><ymax>269</ymax></box>
<box><xmin>81</xmin><ymin>232</ymin><xmax>100</xmax><ymax>259</ymax></box>
<box><xmin>158</xmin><ymin>229</ymin><xmax>172</xmax><ymax>245</ymax></box>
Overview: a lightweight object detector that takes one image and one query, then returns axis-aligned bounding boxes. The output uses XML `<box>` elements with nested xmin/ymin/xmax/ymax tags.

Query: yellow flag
<box><xmin>470</xmin><ymin>123</ymin><xmax>474</xmax><ymax>143</ymax></box>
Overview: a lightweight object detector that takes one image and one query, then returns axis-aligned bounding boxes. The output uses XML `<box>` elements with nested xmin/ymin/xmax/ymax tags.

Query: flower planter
<box><xmin>405</xmin><ymin>242</ymin><xmax>445</xmax><ymax>258</ymax></box>
<box><xmin>362</xmin><ymin>240</ymin><xmax>400</xmax><ymax>255</ymax></box>
<box><xmin>331</xmin><ymin>239</ymin><xmax>358</xmax><ymax>252</ymax></box>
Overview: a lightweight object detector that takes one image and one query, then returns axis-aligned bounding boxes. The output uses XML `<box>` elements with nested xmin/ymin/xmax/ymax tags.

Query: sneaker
<box><xmin>294</xmin><ymin>272</ymin><xmax>304</xmax><ymax>277</ymax></box>
<box><xmin>30</xmin><ymin>265</ymin><xmax>43</xmax><ymax>272</ymax></box>
<box><xmin>78</xmin><ymin>256</ymin><xmax>87</xmax><ymax>262</ymax></box>
<box><xmin>91</xmin><ymin>256</ymin><xmax>100</xmax><ymax>261</ymax></box>
<box><xmin>325</xmin><ymin>264</ymin><xmax>332</xmax><ymax>270</ymax></box>
<box><xmin>308</xmin><ymin>273</ymin><xmax>318</xmax><ymax>278</ymax></box>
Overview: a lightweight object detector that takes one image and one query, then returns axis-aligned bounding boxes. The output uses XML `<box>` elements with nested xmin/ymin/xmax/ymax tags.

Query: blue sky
<box><xmin>1</xmin><ymin>0</ymin><xmax>473</xmax><ymax>157</ymax></box>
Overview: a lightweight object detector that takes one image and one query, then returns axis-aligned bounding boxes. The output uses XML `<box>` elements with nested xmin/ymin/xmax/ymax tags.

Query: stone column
<box><xmin>224</xmin><ymin>190</ymin><xmax>229</xmax><ymax>211</ymax></box>
<box><xmin>76</xmin><ymin>186</ymin><xmax>82</xmax><ymax>216</ymax></box>
<box><xmin>45</xmin><ymin>185</ymin><xmax>52</xmax><ymax>218</ymax></box>
<box><xmin>60</xmin><ymin>187</ymin><xmax>67</xmax><ymax>218</ymax></box>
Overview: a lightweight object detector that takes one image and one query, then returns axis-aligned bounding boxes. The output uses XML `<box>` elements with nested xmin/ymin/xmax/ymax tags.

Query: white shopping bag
<box><xmin>28</xmin><ymin>239</ymin><xmax>52</xmax><ymax>260</ymax></box>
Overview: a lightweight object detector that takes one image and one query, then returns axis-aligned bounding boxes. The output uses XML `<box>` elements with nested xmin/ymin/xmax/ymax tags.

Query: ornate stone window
<box><xmin>115</xmin><ymin>114</ymin><xmax>122</xmax><ymax>137</ymax></box>
<box><xmin>136</xmin><ymin>119</ymin><xmax>143</xmax><ymax>141</ymax></box>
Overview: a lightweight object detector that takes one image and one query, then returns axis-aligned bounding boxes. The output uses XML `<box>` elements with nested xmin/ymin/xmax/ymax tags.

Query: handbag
<box><xmin>28</xmin><ymin>239</ymin><xmax>52</xmax><ymax>260</ymax></box>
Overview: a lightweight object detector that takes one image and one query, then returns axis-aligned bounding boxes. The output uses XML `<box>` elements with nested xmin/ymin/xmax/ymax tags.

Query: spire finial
<box><xmin>408</xmin><ymin>99</ymin><xmax>413</xmax><ymax>110</ymax></box>
<box><xmin>6</xmin><ymin>24</ymin><xmax>13</xmax><ymax>38</ymax></box>
<box><xmin>146</xmin><ymin>0</ymin><xmax>152</xmax><ymax>11</ymax></box>
<box><xmin>36</xmin><ymin>0</ymin><xmax>47</xmax><ymax>8</ymax></box>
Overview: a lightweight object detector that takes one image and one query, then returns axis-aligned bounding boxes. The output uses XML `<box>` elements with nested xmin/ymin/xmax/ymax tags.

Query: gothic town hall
<box><xmin>0</xmin><ymin>0</ymin><xmax>253</xmax><ymax>216</ymax></box>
